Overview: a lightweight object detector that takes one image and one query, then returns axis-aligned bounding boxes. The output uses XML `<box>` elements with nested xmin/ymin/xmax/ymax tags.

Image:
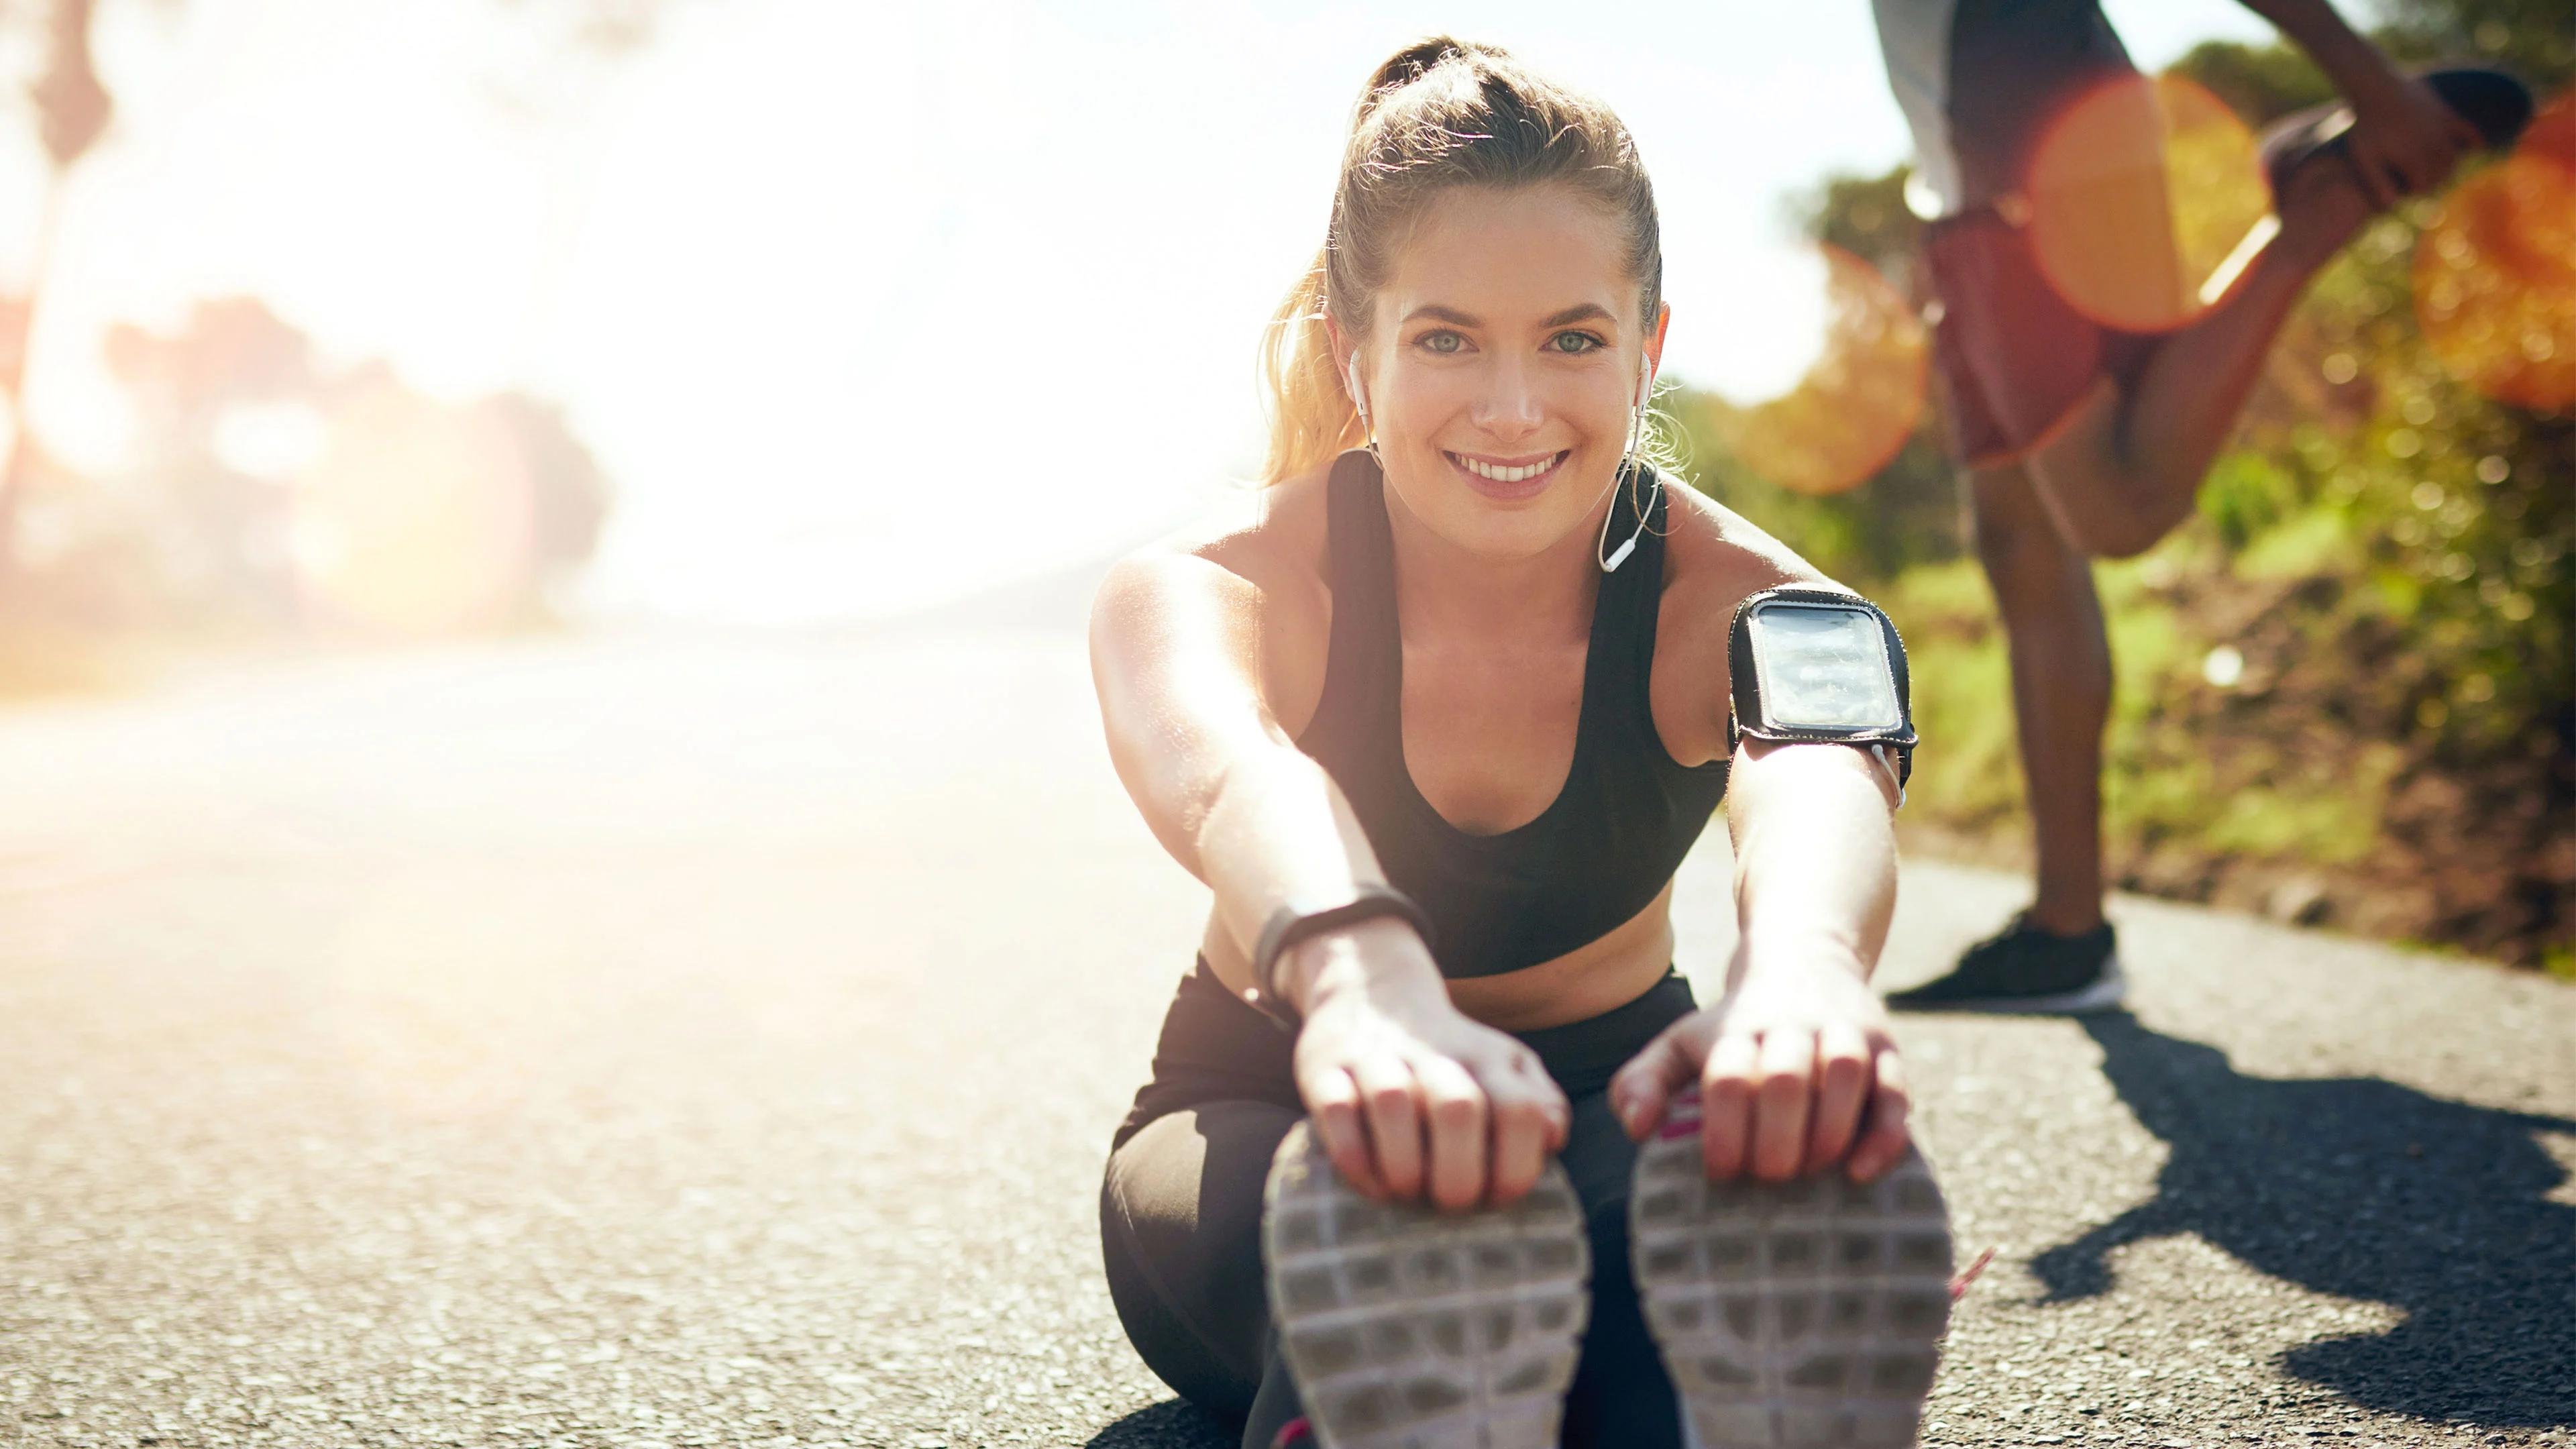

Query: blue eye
<box><xmin>1551</xmin><ymin>331</ymin><xmax>1605</xmax><ymax>354</ymax></box>
<box><xmin>1421</xmin><ymin>331</ymin><xmax>1465</xmax><ymax>354</ymax></box>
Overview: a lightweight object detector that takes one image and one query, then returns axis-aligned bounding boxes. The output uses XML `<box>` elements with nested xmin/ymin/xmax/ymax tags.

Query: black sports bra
<box><xmin>1294</xmin><ymin>451</ymin><xmax>1731</xmax><ymax>979</ymax></box>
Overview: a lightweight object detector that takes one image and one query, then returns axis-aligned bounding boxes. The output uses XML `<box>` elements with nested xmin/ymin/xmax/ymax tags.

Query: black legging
<box><xmin>1100</xmin><ymin>960</ymin><xmax>1697</xmax><ymax>1449</ymax></box>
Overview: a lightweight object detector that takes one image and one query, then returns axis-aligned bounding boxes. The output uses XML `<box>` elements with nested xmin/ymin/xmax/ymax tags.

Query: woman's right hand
<box><xmin>1288</xmin><ymin>918</ymin><xmax>1571</xmax><ymax>1212</ymax></box>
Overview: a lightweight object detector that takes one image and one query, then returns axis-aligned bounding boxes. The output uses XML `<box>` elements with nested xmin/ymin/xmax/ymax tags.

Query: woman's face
<box><xmin>1342</xmin><ymin>182</ymin><xmax>1668</xmax><ymax>564</ymax></box>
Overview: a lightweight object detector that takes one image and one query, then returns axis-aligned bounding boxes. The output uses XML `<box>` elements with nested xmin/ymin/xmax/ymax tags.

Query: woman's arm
<box><xmin>1091</xmin><ymin>548</ymin><xmax>1380</xmax><ymax>955</ymax></box>
<box><xmin>1090</xmin><ymin>545</ymin><xmax>1570</xmax><ymax>1209</ymax></box>
<box><xmin>1609</xmin><ymin>739</ymin><xmax>1913</xmax><ymax>1182</ymax></box>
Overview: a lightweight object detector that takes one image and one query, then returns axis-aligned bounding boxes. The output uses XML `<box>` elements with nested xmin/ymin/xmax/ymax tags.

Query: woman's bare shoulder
<box><xmin>1088</xmin><ymin>466</ymin><xmax>1337</xmax><ymax>731</ymax></box>
<box><xmin>1094</xmin><ymin>467</ymin><xmax>1330</xmax><ymax>606</ymax></box>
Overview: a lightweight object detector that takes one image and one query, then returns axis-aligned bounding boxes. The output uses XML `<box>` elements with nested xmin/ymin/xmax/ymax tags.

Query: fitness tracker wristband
<box><xmin>1727</xmin><ymin>585</ymin><xmax>1919</xmax><ymax>789</ymax></box>
<box><xmin>1245</xmin><ymin>885</ymin><xmax>1436</xmax><ymax>1032</ymax></box>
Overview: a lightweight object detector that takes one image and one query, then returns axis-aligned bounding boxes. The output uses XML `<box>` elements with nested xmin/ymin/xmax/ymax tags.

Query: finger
<box><xmin>2345</xmin><ymin>145</ymin><xmax>2396</xmax><ymax>209</ymax></box>
<box><xmin>1804</xmin><ymin>1022</ymin><xmax>1874</xmax><ymax>1175</ymax></box>
<box><xmin>1750</xmin><ymin>1028</ymin><xmax>1817</xmax><ymax>1181</ymax></box>
<box><xmin>1352</xmin><ymin>1057</ymin><xmax>1426</xmax><ymax>1201</ymax></box>
<box><xmin>2399</xmin><ymin>149</ymin><xmax>2445</xmax><ymax>196</ymax></box>
<box><xmin>2373</xmin><ymin>156</ymin><xmax>2408</xmax><ymax>205</ymax></box>
<box><xmin>1302</xmin><ymin>1067</ymin><xmax>1385</xmax><ymax>1199</ymax></box>
<box><xmin>1699</xmin><ymin>1032</ymin><xmax>1760</xmax><ymax>1180</ymax></box>
<box><xmin>1483</xmin><ymin>1071</ymin><xmax>1556</xmax><ymax>1207</ymax></box>
<box><xmin>1611</xmin><ymin>1022</ymin><xmax>1703</xmax><ymax>1141</ymax></box>
<box><xmin>1413</xmin><ymin>1055</ymin><xmax>1489</xmax><ymax>1213</ymax></box>
<box><xmin>1846</xmin><ymin>1048</ymin><xmax>1915</xmax><ymax>1183</ymax></box>
<box><xmin>1508</xmin><ymin>1046</ymin><xmax>1573</xmax><ymax>1152</ymax></box>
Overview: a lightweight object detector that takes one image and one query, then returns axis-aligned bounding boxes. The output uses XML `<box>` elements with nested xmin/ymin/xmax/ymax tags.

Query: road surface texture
<box><xmin>1</xmin><ymin>611</ymin><xmax>2569</xmax><ymax>1449</ymax></box>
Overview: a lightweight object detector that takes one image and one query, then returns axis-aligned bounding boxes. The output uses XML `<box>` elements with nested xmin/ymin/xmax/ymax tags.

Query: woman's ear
<box><xmin>1645</xmin><ymin>300</ymin><xmax>1672</xmax><ymax>382</ymax></box>
<box><xmin>1325</xmin><ymin>315</ymin><xmax>1355</xmax><ymax>376</ymax></box>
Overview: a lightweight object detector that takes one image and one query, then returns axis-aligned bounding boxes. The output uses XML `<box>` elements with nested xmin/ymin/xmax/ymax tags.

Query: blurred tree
<box><xmin>100</xmin><ymin>298</ymin><xmax>313</xmax><ymax>624</ymax></box>
<box><xmin>1665</xmin><ymin>163</ymin><xmax>1962</xmax><ymax>588</ymax></box>
<box><xmin>2374</xmin><ymin>0</ymin><xmax>2576</xmax><ymax>84</ymax></box>
<box><xmin>482</xmin><ymin>392</ymin><xmax>612</xmax><ymax>606</ymax></box>
<box><xmin>0</xmin><ymin>0</ymin><xmax>683</xmax><ymax>590</ymax></box>
<box><xmin>0</xmin><ymin>0</ymin><xmax>115</xmax><ymax>582</ymax></box>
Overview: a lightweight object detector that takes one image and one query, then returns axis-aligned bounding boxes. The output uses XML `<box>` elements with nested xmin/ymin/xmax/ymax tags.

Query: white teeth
<box><xmin>1456</xmin><ymin>453</ymin><xmax>1560</xmax><ymax>484</ymax></box>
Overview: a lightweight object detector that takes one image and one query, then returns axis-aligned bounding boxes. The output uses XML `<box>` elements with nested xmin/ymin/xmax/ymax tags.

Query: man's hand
<box><xmin>1608</xmin><ymin>953</ymin><xmax>1911</xmax><ymax>1183</ymax></box>
<box><xmin>2343</xmin><ymin>72</ymin><xmax>2482</xmax><ymax>207</ymax></box>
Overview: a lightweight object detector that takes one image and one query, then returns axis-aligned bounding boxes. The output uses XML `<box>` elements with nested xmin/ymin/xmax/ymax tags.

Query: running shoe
<box><xmin>1262</xmin><ymin>1122</ymin><xmax>1591</xmax><ymax>1449</ymax></box>
<box><xmin>1629</xmin><ymin>1090</ymin><xmax>1955</xmax><ymax>1448</ymax></box>
<box><xmin>2260</xmin><ymin>67</ymin><xmax>2534</xmax><ymax>195</ymax></box>
<box><xmin>1884</xmin><ymin>913</ymin><xmax>2125</xmax><ymax>1014</ymax></box>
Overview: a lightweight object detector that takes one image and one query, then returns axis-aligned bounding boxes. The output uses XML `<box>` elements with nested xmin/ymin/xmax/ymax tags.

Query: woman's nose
<box><xmin>1466</xmin><ymin>358</ymin><xmax>1546</xmax><ymax>439</ymax></box>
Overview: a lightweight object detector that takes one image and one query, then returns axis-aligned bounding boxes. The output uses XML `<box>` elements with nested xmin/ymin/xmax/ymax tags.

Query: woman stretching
<box><xmin>1093</xmin><ymin>40</ymin><xmax>1954</xmax><ymax>1449</ymax></box>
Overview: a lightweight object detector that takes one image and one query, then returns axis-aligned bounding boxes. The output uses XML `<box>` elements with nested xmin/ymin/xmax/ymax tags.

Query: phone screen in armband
<box><xmin>1746</xmin><ymin>600</ymin><xmax>1901</xmax><ymax>732</ymax></box>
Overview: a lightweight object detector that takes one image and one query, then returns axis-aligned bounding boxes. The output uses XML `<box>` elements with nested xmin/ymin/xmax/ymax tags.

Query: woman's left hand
<box><xmin>1607</xmin><ymin>953</ymin><xmax>1911</xmax><ymax>1183</ymax></box>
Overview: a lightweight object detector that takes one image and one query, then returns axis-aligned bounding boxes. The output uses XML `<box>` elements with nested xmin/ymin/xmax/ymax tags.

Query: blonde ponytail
<box><xmin>1259</xmin><ymin>248</ymin><xmax>1366</xmax><ymax>486</ymax></box>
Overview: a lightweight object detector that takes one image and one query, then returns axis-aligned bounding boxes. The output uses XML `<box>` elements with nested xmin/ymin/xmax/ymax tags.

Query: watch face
<box><xmin>1746</xmin><ymin>602</ymin><xmax>1901</xmax><ymax>731</ymax></box>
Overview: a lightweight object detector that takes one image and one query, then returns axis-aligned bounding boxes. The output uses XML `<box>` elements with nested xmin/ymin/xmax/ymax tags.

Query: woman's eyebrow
<box><xmin>1400</xmin><ymin>304</ymin><xmax>1482</xmax><ymax>327</ymax></box>
<box><xmin>1398</xmin><ymin>303</ymin><xmax>1618</xmax><ymax>329</ymax></box>
<box><xmin>1542</xmin><ymin>303</ymin><xmax>1615</xmax><ymax>327</ymax></box>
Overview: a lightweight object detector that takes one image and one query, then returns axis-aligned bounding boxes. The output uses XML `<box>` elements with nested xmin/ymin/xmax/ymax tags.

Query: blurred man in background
<box><xmin>1872</xmin><ymin>0</ymin><xmax>2526</xmax><ymax>1012</ymax></box>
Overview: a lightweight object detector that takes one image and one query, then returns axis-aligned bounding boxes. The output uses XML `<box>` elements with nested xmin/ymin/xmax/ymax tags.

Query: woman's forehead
<box><xmin>1379</xmin><ymin>184</ymin><xmax>1638</xmax><ymax>329</ymax></box>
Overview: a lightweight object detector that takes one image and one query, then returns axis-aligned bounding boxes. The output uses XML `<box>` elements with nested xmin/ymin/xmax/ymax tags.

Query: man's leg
<box><xmin>1970</xmin><ymin>461</ymin><xmax>2112</xmax><ymax>936</ymax></box>
<box><xmin>2021</xmin><ymin>148</ymin><xmax>2379</xmax><ymax>559</ymax></box>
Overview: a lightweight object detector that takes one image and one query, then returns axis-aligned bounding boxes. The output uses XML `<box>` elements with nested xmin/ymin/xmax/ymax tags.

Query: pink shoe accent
<box><xmin>1268</xmin><ymin>1415</ymin><xmax>1315</xmax><ymax>1448</ymax></box>
<box><xmin>1949</xmin><ymin>1245</ymin><xmax>1997</xmax><ymax>1302</ymax></box>
<box><xmin>1657</xmin><ymin>1083</ymin><xmax>1705</xmax><ymax>1139</ymax></box>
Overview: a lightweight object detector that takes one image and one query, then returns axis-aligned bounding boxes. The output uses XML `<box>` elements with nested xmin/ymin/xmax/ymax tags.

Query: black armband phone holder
<box><xmin>1728</xmin><ymin>586</ymin><xmax>1918</xmax><ymax>788</ymax></box>
<box><xmin>1246</xmin><ymin>885</ymin><xmax>1436</xmax><ymax>1032</ymax></box>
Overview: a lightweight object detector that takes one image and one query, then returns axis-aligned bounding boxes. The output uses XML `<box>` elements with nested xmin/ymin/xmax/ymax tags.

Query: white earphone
<box><xmin>1596</xmin><ymin>367</ymin><xmax>1658</xmax><ymax>574</ymax></box>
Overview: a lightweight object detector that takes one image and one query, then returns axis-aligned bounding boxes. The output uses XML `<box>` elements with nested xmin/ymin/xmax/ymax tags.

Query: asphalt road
<box><xmin>1</xmin><ymin>614</ymin><xmax>2569</xmax><ymax>1449</ymax></box>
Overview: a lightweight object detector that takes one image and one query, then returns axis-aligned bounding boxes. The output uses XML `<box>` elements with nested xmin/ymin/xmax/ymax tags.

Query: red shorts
<box><xmin>1924</xmin><ymin>206</ymin><xmax>2162</xmax><ymax>468</ymax></box>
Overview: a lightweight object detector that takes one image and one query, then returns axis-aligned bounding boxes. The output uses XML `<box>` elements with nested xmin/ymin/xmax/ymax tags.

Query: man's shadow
<box><xmin>2032</xmin><ymin>1012</ymin><xmax>2576</xmax><ymax>1426</ymax></box>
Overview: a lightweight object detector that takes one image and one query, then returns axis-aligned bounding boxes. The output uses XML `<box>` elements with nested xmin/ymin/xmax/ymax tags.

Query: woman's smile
<box><xmin>1443</xmin><ymin>447</ymin><xmax>1570</xmax><ymax>501</ymax></box>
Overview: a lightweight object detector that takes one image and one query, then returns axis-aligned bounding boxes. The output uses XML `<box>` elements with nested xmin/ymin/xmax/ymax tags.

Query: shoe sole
<box><xmin>1886</xmin><ymin>955</ymin><xmax>2129</xmax><ymax>1016</ymax></box>
<box><xmin>1631</xmin><ymin>1110</ymin><xmax>1953</xmax><ymax>1449</ymax></box>
<box><xmin>1262</xmin><ymin>1121</ymin><xmax>1590</xmax><ymax>1449</ymax></box>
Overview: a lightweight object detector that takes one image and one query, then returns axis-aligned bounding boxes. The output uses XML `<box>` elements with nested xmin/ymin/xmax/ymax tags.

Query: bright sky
<box><xmin>3</xmin><ymin>0</ymin><xmax>2280</xmax><ymax>623</ymax></box>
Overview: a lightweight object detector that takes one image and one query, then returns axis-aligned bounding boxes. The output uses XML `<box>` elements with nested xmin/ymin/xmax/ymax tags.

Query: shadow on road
<box><xmin>2033</xmin><ymin>1012</ymin><xmax>2576</xmax><ymax>1427</ymax></box>
<box><xmin>1083</xmin><ymin>1398</ymin><xmax>1232</xmax><ymax>1449</ymax></box>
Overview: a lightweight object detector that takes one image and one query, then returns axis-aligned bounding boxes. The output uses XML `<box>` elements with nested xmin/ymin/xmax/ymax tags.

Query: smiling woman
<box><xmin>1091</xmin><ymin>38</ymin><xmax>1951</xmax><ymax>1449</ymax></box>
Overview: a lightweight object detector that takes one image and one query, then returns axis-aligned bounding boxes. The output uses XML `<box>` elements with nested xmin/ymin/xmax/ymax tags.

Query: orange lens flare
<box><xmin>2025</xmin><ymin>73</ymin><xmax>2272</xmax><ymax>333</ymax></box>
<box><xmin>2414</xmin><ymin>91</ymin><xmax>2576</xmax><ymax>413</ymax></box>
<box><xmin>292</xmin><ymin>381</ymin><xmax>535</xmax><ymax>636</ymax></box>
<box><xmin>1705</xmin><ymin>244</ymin><xmax>1927</xmax><ymax>497</ymax></box>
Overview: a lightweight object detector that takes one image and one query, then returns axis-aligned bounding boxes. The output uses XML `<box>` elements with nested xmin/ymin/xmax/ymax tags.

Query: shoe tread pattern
<box><xmin>1263</xmin><ymin>1122</ymin><xmax>1589</xmax><ymax>1449</ymax></box>
<box><xmin>1629</xmin><ymin>1113</ymin><xmax>1952</xmax><ymax>1449</ymax></box>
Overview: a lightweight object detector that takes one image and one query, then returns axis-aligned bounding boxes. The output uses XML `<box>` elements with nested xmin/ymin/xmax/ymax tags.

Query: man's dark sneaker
<box><xmin>1885</xmin><ymin>914</ymin><xmax>2126</xmax><ymax>1014</ymax></box>
<box><xmin>2260</xmin><ymin>67</ymin><xmax>2535</xmax><ymax>196</ymax></box>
